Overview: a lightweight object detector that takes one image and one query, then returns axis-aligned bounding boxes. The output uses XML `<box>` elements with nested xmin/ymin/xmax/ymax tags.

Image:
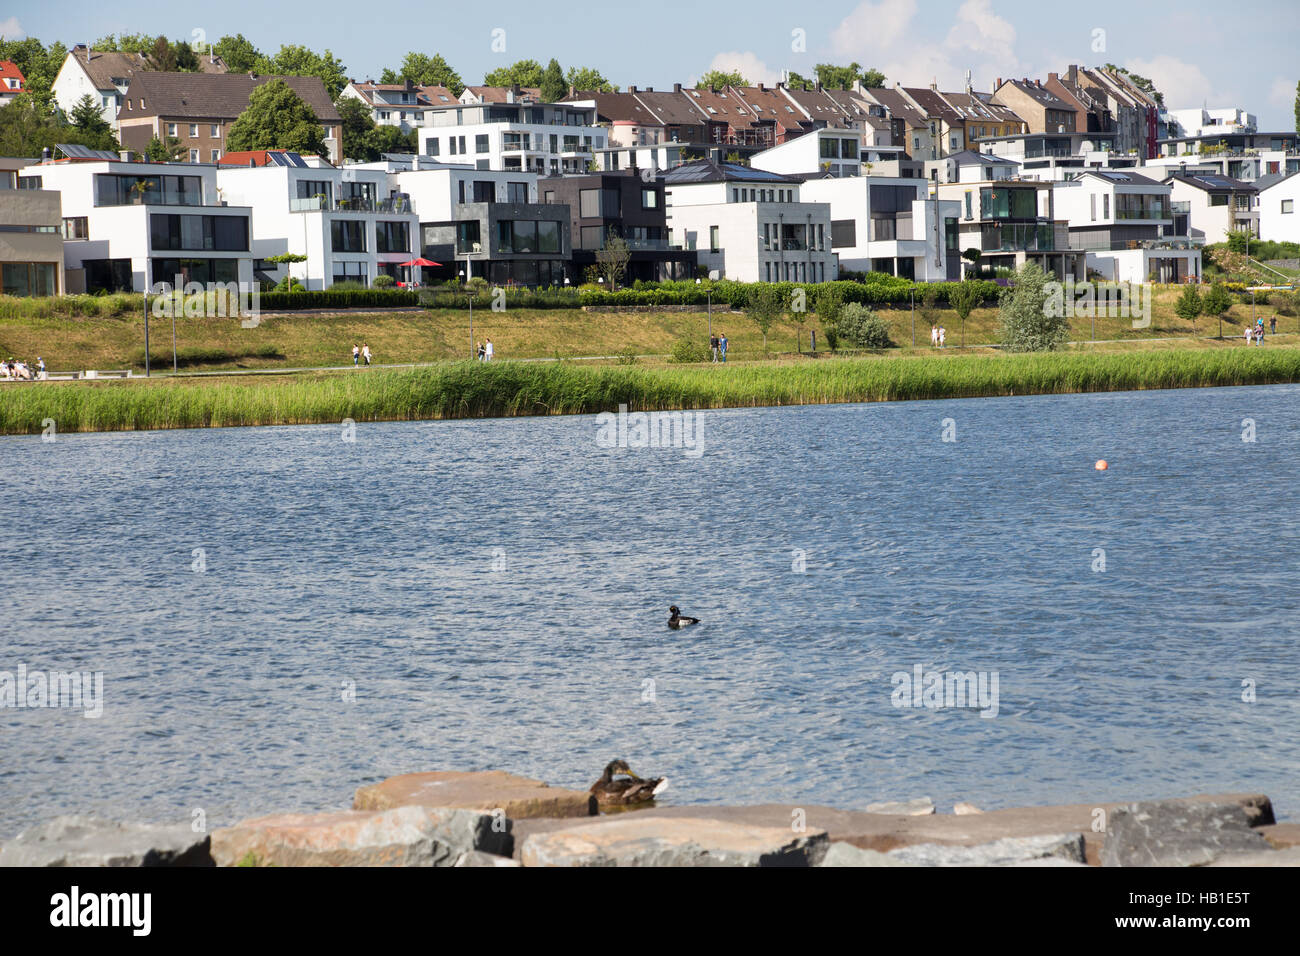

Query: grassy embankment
<box><xmin>0</xmin><ymin>284</ymin><xmax>1295</xmax><ymax>373</ymax></box>
<box><xmin>4</xmin><ymin>346</ymin><xmax>1300</xmax><ymax>434</ymax></box>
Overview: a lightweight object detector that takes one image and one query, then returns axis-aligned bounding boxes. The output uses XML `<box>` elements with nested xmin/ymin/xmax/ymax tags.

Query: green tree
<box><xmin>0</xmin><ymin>37</ymin><xmax>66</xmax><ymax>110</ymax></box>
<box><xmin>814</xmin><ymin>63</ymin><xmax>859</xmax><ymax>90</ymax></box>
<box><xmin>540</xmin><ymin>58</ymin><xmax>567</xmax><ymax>103</ymax></box>
<box><xmin>860</xmin><ymin>68</ymin><xmax>887</xmax><ymax>89</ymax></box>
<box><xmin>148</xmin><ymin>35</ymin><xmax>178</xmax><ymax>72</ymax></box>
<box><xmin>214</xmin><ymin>34</ymin><xmax>261</xmax><ymax>73</ymax></box>
<box><xmin>68</xmin><ymin>93</ymin><xmax>119</xmax><ymax>150</ymax></box>
<box><xmin>226</xmin><ymin>78</ymin><xmax>327</xmax><ymax>156</ymax></box>
<box><xmin>786</xmin><ymin>70</ymin><xmax>812</xmax><ymax>90</ymax></box>
<box><xmin>1173</xmin><ymin>283</ymin><xmax>1203</xmax><ymax>332</ymax></box>
<box><xmin>747</xmin><ymin>284</ymin><xmax>783</xmax><ymax>351</ymax></box>
<box><xmin>837</xmin><ymin>302</ymin><xmax>893</xmax><ymax>348</ymax></box>
<box><xmin>371</xmin><ymin>124</ymin><xmax>415</xmax><ymax>156</ymax></box>
<box><xmin>145</xmin><ymin>134</ymin><xmax>185</xmax><ymax>161</ymax></box>
<box><xmin>595</xmin><ymin>231</ymin><xmax>630</xmax><ymax>290</ymax></box>
<box><xmin>1104</xmin><ymin>64</ymin><xmax>1164</xmax><ymax>107</ymax></box>
<box><xmin>337</xmin><ymin>95</ymin><xmax>377</xmax><ymax>161</ymax></box>
<box><xmin>998</xmin><ymin>261</ymin><xmax>1065</xmax><ymax>351</ymax></box>
<box><xmin>172</xmin><ymin>40</ymin><xmax>200</xmax><ymax>72</ymax></box>
<box><xmin>565</xmin><ymin>66</ymin><xmax>617</xmax><ymax>93</ymax></box>
<box><xmin>92</xmin><ymin>33</ymin><xmax>156</xmax><ymax>54</ymax></box>
<box><xmin>698</xmin><ymin>68</ymin><xmax>747</xmax><ymax>90</ymax></box>
<box><xmin>483</xmin><ymin>59</ymin><xmax>545</xmax><ymax>88</ymax></box>
<box><xmin>815</xmin><ymin>284</ymin><xmax>846</xmax><ymax>350</ymax></box>
<box><xmin>392</xmin><ymin>52</ymin><xmax>465</xmax><ymax>95</ymax></box>
<box><xmin>255</xmin><ymin>45</ymin><xmax>348</xmax><ymax>99</ymax></box>
<box><xmin>1295</xmin><ymin>81</ymin><xmax>1300</xmax><ymax>134</ymax></box>
<box><xmin>948</xmin><ymin>279</ymin><xmax>984</xmax><ymax>347</ymax></box>
<box><xmin>1202</xmin><ymin>282</ymin><xmax>1233</xmax><ymax>334</ymax></box>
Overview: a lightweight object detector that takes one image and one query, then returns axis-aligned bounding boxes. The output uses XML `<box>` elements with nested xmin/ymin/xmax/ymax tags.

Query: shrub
<box><xmin>668</xmin><ymin>337</ymin><xmax>710</xmax><ymax>363</ymax></box>
<box><xmin>835</xmin><ymin>302</ymin><xmax>893</xmax><ymax>348</ymax></box>
<box><xmin>372</xmin><ymin>274</ymin><xmax>396</xmax><ymax>288</ymax></box>
<box><xmin>999</xmin><ymin>262</ymin><xmax>1066</xmax><ymax>352</ymax></box>
<box><xmin>615</xmin><ymin>346</ymin><xmax>639</xmax><ymax>365</ymax></box>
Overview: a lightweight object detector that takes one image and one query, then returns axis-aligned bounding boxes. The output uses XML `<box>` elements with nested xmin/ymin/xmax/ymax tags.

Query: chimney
<box><xmin>629</xmin><ymin>85</ymin><xmax>637</xmax><ymax>94</ymax></box>
<box><xmin>1047</xmin><ymin>72</ymin><xmax>1058</xmax><ymax>84</ymax></box>
<box><xmin>119</xmin><ymin>149</ymin><xmax>134</xmax><ymax>162</ymax></box>
<box><xmin>645</xmin><ymin>87</ymin><xmax>653</xmax><ymax>92</ymax></box>
<box><xmin>673</xmin><ymin>83</ymin><xmax>681</xmax><ymax>94</ymax></box>
<box><xmin>995</xmin><ymin>78</ymin><xmax>1002</xmax><ymax>89</ymax></box>
<box><xmin>757</xmin><ymin>83</ymin><xmax>765</xmax><ymax>92</ymax></box>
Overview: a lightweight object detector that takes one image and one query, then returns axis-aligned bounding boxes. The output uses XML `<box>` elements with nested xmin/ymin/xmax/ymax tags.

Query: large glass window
<box><xmin>331</xmin><ymin>261</ymin><xmax>368</xmax><ymax>286</ymax></box>
<box><xmin>537</xmin><ymin>219</ymin><xmax>560</xmax><ymax>253</ymax></box>
<box><xmin>472</xmin><ymin>181</ymin><xmax>495</xmax><ymax>203</ymax></box>
<box><xmin>456</xmin><ymin>220</ymin><xmax>481</xmax><ymax>254</ymax></box>
<box><xmin>980</xmin><ymin>187</ymin><xmax>1037</xmax><ymax>219</ymax></box>
<box><xmin>330</xmin><ymin>219</ymin><xmax>366</xmax><ymax>252</ymax></box>
<box><xmin>376</xmin><ymin>221</ymin><xmax>410</xmax><ymax>253</ymax></box>
<box><xmin>476</xmin><ymin>134</ymin><xmax>490</xmax><ymax>154</ymax></box>
<box><xmin>506</xmin><ymin>182</ymin><xmax>529</xmax><ymax>203</ymax></box>
<box><xmin>149</xmin><ymin>214</ymin><xmax>248</xmax><ymax>251</ymax></box>
<box><xmin>2</xmin><ymin>262</ymin><xmax>58</xmax><ymax>296</ymax></box>
<box><xmin>95</xmin><ymin>173</ymin><xmax>203</xmax><ymax>206</ymax></box>
<box><xmin>579</xmin><ymin>188</ymin><xmax>601</xmax><ymax>218</ymax></box>
<box><xmin>150</xmin><ymin>257</ymin><xmax>239</xmax><ymax>286</ymax></box>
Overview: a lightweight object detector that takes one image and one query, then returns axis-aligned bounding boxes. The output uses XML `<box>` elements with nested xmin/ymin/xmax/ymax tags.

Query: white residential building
<box><xmin>662</xmin><ymin>160</ymin><xmax>837</xmax><ymax>283</ymax></box>
<box><xmin>18</xmin><ymin>151</ymin><xmax>253</xmax><ymax>294</ymax></box>
<box><xmin>798</xmin><ymin>175</ymin><xmax>960</xmax><ymax>280</ymax></box>
<box><xmin>216</xmin><ymin>152</ymin><xmax>418</xmax><ymax>289</ymax></box>
<box><xmin>341</xmin><ymin>81</ymin><xmax>458</xmax><ymax>133</ymax></box>
<box><xmin>1163</xmin><ymin>173</ymin><xmax>1259</xmax><ymax>246</ymax></box>
<box><xmin>1052</xmin><ymin>170</ymin><xmax>1201</xmax><ymax>283</ymax></box>
<box><xmin>1165</xmin><ymin>108</ymin><xmax>1256</xmax><ymax>139</ymax></box>
<box><xmin>1256</xmin><ymin>171</ymin><xmax>1300</xmax><ymax>244</ymax></box>
<box><xmin>418</xmin><ymin>101</ymin><xmax>606</xmax><ymax>175</ymax></box>
<box><xmin>749</xmin><ymin>127</ymin><xmax>906</xmax><ymax>179</ymax></box>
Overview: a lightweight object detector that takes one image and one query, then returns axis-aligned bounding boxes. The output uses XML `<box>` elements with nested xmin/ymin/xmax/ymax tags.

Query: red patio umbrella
<box><xmin>396</xmin><ymin>257</ymin><xmax>443</xmax><ymax>288</ymax></box>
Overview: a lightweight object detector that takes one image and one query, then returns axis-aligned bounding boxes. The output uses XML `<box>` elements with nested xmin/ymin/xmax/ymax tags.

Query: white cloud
<box><xmin>1125</xmin><ymin>55</ymin><xmax>1215</xmax><ymax>110</ymax></box>
<box><xmin>1268</xmin><ymin>76</ymin><xmax>1296</xmax><ymax>108</ymax></box>
<box><xmin>0</xmin><ymin>17</ymin><xmax>23</xmax><ymax>39</ymax></box>
<box><xmin>828</xmin><ymin>0</ymin><xmax>1027</xmax><ymax>91</ymax></box>
<box><xmin>697</xmin><ymin>51</ymin><xmax>781</xmax><ymax>87</ymax></box>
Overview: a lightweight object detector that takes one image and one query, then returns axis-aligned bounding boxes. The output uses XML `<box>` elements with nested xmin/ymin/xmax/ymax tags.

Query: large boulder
<box><xmin>819</xmin><ymin>842</ymin><xmax>912</xmax><ymax>867</ymax></box>
<box><xmin>1207</xmin><ymin>846</ymin><xmax>1300</xmax><ymax>867</ymax></box>
<box><xmin>864</xmin><ymin>798</ymin><xmax>934</xmax><ymax>816</ymax></box>
<box><xmin>520</xmin><ymin>816</ymin><xmax>828</xmax><ymax>867</ymax></box>
<box><xmin>1100</xmin><ymin>801</ymin><xmax>1272</xmax><ymax>867</ymax></box>
<box><xmin>354</xmin><ymin>770</ymin><xmax>595</xmax><ymax>819</ymax></box>
<box><xmin>889</xmin><ymin>833</ymin><xmax>1087</xmax><ymax>867</ymax></box>
<box><xmin>0</xmin><ymin>817</ymin><xmax>213</xmax><ymax>867</ymax></box>
<box><xmin>210</xmin><ymin>806</ymin><xmax>511</xmax><ymax>867</ymax></box>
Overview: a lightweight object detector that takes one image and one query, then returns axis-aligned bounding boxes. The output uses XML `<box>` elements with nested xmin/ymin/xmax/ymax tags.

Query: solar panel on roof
<box><xmin>56</xmin><ymin>143</ymin><xmax>120</xmax><ymax>160</ymax></box>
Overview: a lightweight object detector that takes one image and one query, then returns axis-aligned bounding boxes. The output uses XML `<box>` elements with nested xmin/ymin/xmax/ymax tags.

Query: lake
<box><xmin>2</xmin><ymin>384</ymin><xmax>1298</xmax><ymax>837</ymax></box>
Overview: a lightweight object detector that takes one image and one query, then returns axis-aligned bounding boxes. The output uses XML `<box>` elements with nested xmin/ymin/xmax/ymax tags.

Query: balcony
<box><xmin>290</xmin><ymin>197</ymin><xmax>412</xmax><ymax>214</ymax></box>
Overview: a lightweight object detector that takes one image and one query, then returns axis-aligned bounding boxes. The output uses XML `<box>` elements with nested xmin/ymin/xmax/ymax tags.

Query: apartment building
<box><xmin>1163</xmin><ymin>173</ymin><xmax>1259</xmax><ymax>245</ymax></box>
<box><xmin>991</xmin><ymin>78</ymin><xmax>1077</xmax><ymax>135</ymax></box>
<box><xmin>20</xmin><ymin>149</ymin><xmax>254</xmax><ymax>293</ymax></box>
<box><xmin>1257</xmin><ymin>171</ymin><xmax>1300</xmax><ymax>243</ymax></box>
<box><xmin>662</xmin><ymin>160</ymin><xmax>836</xmax><ymax>283</ymax></box>
<box><xmin>936</xmin><ymin>177</ymin><xmax>1085</xmax><ymax>279</ymax></box>
<box><xmin>0</xmin><ymin>178</ymin><xmax>64</xmax><ymax>295</ymax></box>
<box><xmin>342</xmin><ymin>80</ymin><xmax>458</xmax><ymax>133</ymax></box>
<box><xmin>52</xmin><ymin>44</ymin><xmax>228</xmax><ymax>129</ymax></box>
<box><xmin>419</xmin><ymin>100</ymin><xmax>606</xmax><ymax>175</ymax></box>
<box><xmin>860</xmin><ymin>86</ymin><xmax>934</xmax><ymax>160</ymax></box>
<box><xmin>540</xmin><ymin>170</ymin><xmax>694</xmax><ymax>282</ymax></box>
<box><xmin>1052</xmin><ymin>170</ymin><xmax>1200</xmax><ymax>283</ymax></box>
<box><xmin>216</xmin><ymin>151</ymin><xmax>417</xmax><ymax>288</ymax></box>
<box><xmin>1151</xmin><ymin>130</ymin><xmax>1300</xmax><ymax>182</ymax></box>
<box><xmin>117</xmin><ymin>72</ymin><xmax>343</xmax><ymax>165</ymax></box>
<box><xmin>799</xmin><ymin>175</ymin><xmax>961</xmax><ymax>280</ymax></box>
<box><xmin>369</xmin><ymin>156</ymin><xmax>571</xmax><ymax>287</ymax></box>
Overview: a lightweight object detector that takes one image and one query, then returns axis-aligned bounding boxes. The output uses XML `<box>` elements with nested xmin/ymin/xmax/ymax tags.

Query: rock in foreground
<box><xmin>0</xmin><ymin>816</ymin><xmax>213</xmax><ymax>867</ymax></box>
<box><xmin>210</xmin><ymin>806</ymin><xmax>511</xmax><ymax>867</ymax></box>
<box><xmin>521</xmin><ymin>816</ymin><xmax>828</xmax><ymax>867</ymax></box>
<box><xmin>1100</xmin><ymin>801</ymin><xmax>1272</xmax><ymax>867</ymax></box>
<box><xmin>354</xmin><ymin>770</ymin><xmax>595</xmax><ymax>819</ymax></box>
<box><xmin>889</xmin><ymin>833</ymin><xmax>1087</xmax><ymax>867</ymax></box>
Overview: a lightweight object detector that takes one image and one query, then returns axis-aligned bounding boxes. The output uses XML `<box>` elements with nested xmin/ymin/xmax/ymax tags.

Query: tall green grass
<box><xmin>4</xmin><ymin>347</ymin><xmax>1300</xmax><ymax>434</ymax></box>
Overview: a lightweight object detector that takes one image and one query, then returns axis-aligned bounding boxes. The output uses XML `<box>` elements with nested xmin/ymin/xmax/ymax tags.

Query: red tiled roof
<box><xmin>0</xmin><ymin>61</ymin><xmax>26</xmax><ymax>85</ymax></box>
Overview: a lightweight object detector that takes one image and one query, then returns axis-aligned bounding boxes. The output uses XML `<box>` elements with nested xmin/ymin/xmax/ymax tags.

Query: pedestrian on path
<box><xmin>938</xmin><ymin>326</ymin><xmax>946</xmax><ymax>348</ymax></box>
<box><xmin>720</xmin><ymin>333</ymin><xmax>728</xmax><ymax>363</ymax></box>
<box><xmin>477</xmin><ymin>341</ymin><xmax>485</xmax><ymax>360</ymax></box>
<box><xmin>930</xmin><ymin>325</ymin><xmax>938</xmax><ymax>347</ymax></box>
<box><xmin>485</xmin><ymin>338</ymin><xmax>494</xmax><ymax>361</ymax></box>
<box><xmin>710</xmin><ymin>334</ymin><xmax>719</xmax><ymax>363</ymax></box>
<box><xmin>362</xmin><ymin>343</ymin><xmax>372</xmax><ymax>366</ymax></box>
<box><xmin>352</xmin><ymin>344</ymin><xmax>360</xmax><ymax>366</ymax></box>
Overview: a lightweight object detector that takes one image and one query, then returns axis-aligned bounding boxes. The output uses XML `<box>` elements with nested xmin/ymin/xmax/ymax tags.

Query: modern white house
<box><xmin>1256</xmin><ymin>171</ymin><xmax>1300</xmax><ymax>244</ymax></box>
<box><xmin>798</xmin><ymin>175</ymin><xmax>961</xmax><ymax>280</ymax></box>
<box><xmin>935</xmin><ymin>177</ymin><xmax>1086</xmax><ymax>279</ymax></box>
<box><xmin>931</xmin><ymin>149</ymin><xmax>1020</xmax><ymax>184</ymax></box>
<box><xmin>662</xmin><ymin>160</ymin><xmax>836</xmax><ymax>283</ymax></box>
<box><xmin>18</xmin><ymin>149</ymin><xmax>253</xmax><ymax>294</ymax></box>
<box><xmin>1163</xmin><ymin>173</ymin><xmax>1259</xmax><ymax>246</ymax></box>
<box><xmin>749</xmin><ymin>127</ymin><xmax>906</xmax><ymax>179</ymax></box>
<box><xmin>418</xmin><ymin>101</ymin><xmax>606</xmax><ymax>175</ymax></box>
<box><xmin>1164</xmin><ymin>107</ymin><xmax>1257</xmax><ymax>139</ymax></box>
<box><xmin>215</xmin><ymin>151</ymin><xmax>418</xmax><ymax>289</ymax></box>
<box><xmin>1052</xmin><ymin>170</ymin><xmax>1201</xmax><ymax>283</ymax></box>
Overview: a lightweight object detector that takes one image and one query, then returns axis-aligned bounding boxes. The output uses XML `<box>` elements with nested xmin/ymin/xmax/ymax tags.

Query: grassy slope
<box><xmin>0</xmin><ymin>285</ymin><xmax>1295</xmax><ymax>373</ymax></box>
<box><xmin>5</xmin><ymin>346</ymin><xmax>1300</xmax><ymax>434</ymax></box>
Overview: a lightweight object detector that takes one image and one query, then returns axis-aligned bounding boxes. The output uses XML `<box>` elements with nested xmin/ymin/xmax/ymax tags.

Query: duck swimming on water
<box><xmin>589</xmin><ymin>759</ymin><xmax>669</xmax><ymax>808</ymax></box>
<box><xmin>668</xmin><ymin>605</ymin><xmax>700</xmax><ymax>630</ymax></box>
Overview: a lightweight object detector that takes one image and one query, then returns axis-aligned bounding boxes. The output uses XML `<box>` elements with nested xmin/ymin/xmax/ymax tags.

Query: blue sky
<box><xmin>6</xmin><ymin>0</ymin><xmax>1298</xmax><ymax>129</ymax></box>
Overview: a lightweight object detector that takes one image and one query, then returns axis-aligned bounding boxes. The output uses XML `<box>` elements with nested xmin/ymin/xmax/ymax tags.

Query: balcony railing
<box><xmin>291</xmin><ymin>197</ymin><xmax>411</xmax><ymax>214</ymax></box>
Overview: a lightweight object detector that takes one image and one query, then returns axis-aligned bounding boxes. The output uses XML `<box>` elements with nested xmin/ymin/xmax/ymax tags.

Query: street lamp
<box><xmin>696</xmin><ymin>277</ymin><xmax>712</xmax><ymax>340</ymax></box>
<box><xmin>460</xmin><ymin>269</ymin><xmax>474</xmax><ymax>358</ymax></box>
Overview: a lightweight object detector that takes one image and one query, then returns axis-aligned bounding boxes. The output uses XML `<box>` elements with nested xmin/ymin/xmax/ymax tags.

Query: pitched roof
<box><xmin>682</xmin><ymin>86</ymin><xmax>760</xmax><ymax>129</ymax></box>
<box><xmin>564</xmin><ymin>90</ymin><xmax>660</xmax><ymax>126</ymax></box>
<box><xmin>862</xmin><ymin>87</ymin><xmax>928</xmax><ymax>129</ymax></box>
<box><xmin>998</xmin><ymin>78</ymin><xmax>1074</xmax><ymax>112</ymax></box>
<box><xmin>662</xmin><ymin>158</ymin><xmax>802</xmax><ymax>184</ymax></box>
<box><xmin>946</xmin><ymin>148</ymin><xmax>1017</xmax><ymax>165</ymax></box>
<box><xmin>777</xmin><ymin>86</ymin><xmax>857</xmax><ymax>128</ymax></box>
<box><xmin>463</xmin><ymin>85</ymin><xmax>541</xmax><ymax>103</ymax></box>
<box><xmin>939</xmin><ymin>90</ymin><xmax>1024</xmax><ymax>125</ymax></box>
<box><xmin>1077</xmin><ymin>169</ymin><xmax>1162</xmax><ymax>186</ymax></box>
<box><xmin>121</xmin><ymin>72</ymin><xmax>340</xmax><ymax>122</ymax></box>
<box><xmin>630</xmin><ymin>88</ymin><xmax>709</xmax><ymax>128</ymax></box>
<box><xmin>1255</xmin><ymin>170</ymin><xmax>1300</xmax><ymax>192</ymax></box>
<box><xmin>71</xmin><ymin>46</ymin><xmax>227</xmax><ymax>90</ymax></box>
<box><xmin>729</xmin><ymin>85</ymin><xmax>813</xmax><ymax>134</ymax></box>
<box><xmin>0</xmin><ymin>61</ymin><xmax>25</xmax><ymax>85</ymax></box>
<box><xmin>902</xmin><ymin>87</ymin><xmax>962</xmax><ymax>124</ymax></box>
<box><xmin>349</xmin><ymin>81</ymin><xmax>456</xmax><ymax>108</ymax></box>
<box><xmin>1165</xmin><ymin>173</ymin><xmax>1257</xmax><ymax>192</ymax></box>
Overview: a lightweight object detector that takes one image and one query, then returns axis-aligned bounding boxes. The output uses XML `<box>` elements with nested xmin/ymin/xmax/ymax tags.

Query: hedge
<box><xmin>258</xmin><ymin>289</ymin><xmax>421</xmax><ymax>310</ymax></box>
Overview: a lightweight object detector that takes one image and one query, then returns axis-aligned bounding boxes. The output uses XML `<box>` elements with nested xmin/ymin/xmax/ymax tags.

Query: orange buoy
<box><xmin>1095</xmin><ymin>459</ymin><xmax>1109</xmax><ymax>471</ymax></box>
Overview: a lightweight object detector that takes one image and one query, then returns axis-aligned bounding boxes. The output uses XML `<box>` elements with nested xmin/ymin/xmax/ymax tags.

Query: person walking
<box><xmin>362</xmin><ymin>343</ymin><xmax>372</xmax><ymax>366</ymax></box>
<box><xmin>352</xmin><ymin>344</ymin><xmax>360</xmax><ymax>366</ymax></box>
<box><xmin>710</xmin><ymin>333</ymin><xmax>719</xmax><ymax>363</ymax></box>
<box><xmin>477</xmin><ymin>341</ymin><xmax>485</xmax><ymax>361</ymax></box>
<box><xmin>1270</xmin><ymin>315</ymin><xmax>1278</xmax><ymax>335</ymax></box>
<box><xmin>938</xmin><ymin>326</ymin><xmax>946</xmax><ymax>348</ymax></box>
<box><xmin>930</xmin><ymin>324</ymin><xmax>939</xmax><ymax>347</ymax></box>
<box><xmin>485</xmin><ymin>338</ymin><xmax>494</xmax><ymax>361</ymax></box>
<box><xmin>1244</xmin><ymin>324</ymin><xmax>1253</xmax><ymax>345</ymax></box>
<box><xmin>719</xmin><ymin>333</ymin><xmax>728</xmax><ymax>363</ymax></box>
<box><xmin>36</xmin><ymin>356</ymin><xmax>45</xmax><ymax>380</ymax></box>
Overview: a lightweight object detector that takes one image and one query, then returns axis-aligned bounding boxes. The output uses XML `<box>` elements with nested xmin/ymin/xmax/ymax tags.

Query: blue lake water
<box><xmin>2</xmin><ymin>385</ymin><xmax>1299</xmax><ymax>837</ymax></box>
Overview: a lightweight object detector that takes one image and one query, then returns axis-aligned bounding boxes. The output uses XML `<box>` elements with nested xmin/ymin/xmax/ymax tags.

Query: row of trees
<box><xmin>699</xmin><ymin>63</ymin><xmax>886</xmax><ymax>92</ymax></box>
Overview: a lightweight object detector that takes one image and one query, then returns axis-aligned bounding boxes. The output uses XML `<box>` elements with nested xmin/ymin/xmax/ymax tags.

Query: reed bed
<box><xmin>4</xmin><ymin>347</ymin><xmax>1300</xmax><ymax>435</ymax></box>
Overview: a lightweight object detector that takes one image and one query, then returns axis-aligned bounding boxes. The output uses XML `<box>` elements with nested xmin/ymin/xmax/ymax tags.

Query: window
<box><xmin>506</xmin><ymin>182</ymin><xmax>529</xmax><ymax>204</ymax></box>
<box><xmin>448</xmin><ymin>137</ymin><xmax>457</xmax><ymax>155</ymax></box>
<box><xmin>964</xmin><ymin>191</ymin><xmax>972</xmax><ymax>220</ymax></box>
<box><xmin>210</xmin><ymin>125</ymin><xmax>220</xmax><ymax>138</ymax></box>
<box><xmin>427</xmin><ymin>138</ymin><xmax>440</xmax><ymax>157</ymax></box>
<box><xmin>1102</xmin><ymin>194</ymin><xmax>1109</xmax><ymax>219</ymax></box>
<box><xmin>330</xmin><ymin>219</ymin><xmax>366</xmax><ymax>252</ymax></box>
<box><xmin>62</xmin><ymin>217</ymin><xmax>89</xmax><ymax>240</ymax></box>
<box><xmin>709</xmin><ymin>225</ymin><xmax>719</xmax><ymax>252</ymax></box>
<box><xmin>1284</xmin><ymin>200</ymin><xmax>1295</xmax><ymax>214</ymax></box>
<box><xmin>537</xmin><ymin>219</ymin><xmax>560</xmax><ymax>253</ymax></box>
<box><xmin>189</xmin><ymin>124</ymin><xmax>198</xmax><ymax>138</ymax></box>
<box><xmin>543</xmin><ymin>190</ymin><xmax>554</xmax><ymax>204</ymax></box>
<box><xmin>496</xmin><ymin>219</ymin><xmax>539</xmax><ymax>254</ymax></box>
<box><xmin>331</xmin><ymin>261</ymin><xmax>368</xmax><ymax>286</ymax></box>
<box><xmin>376</xmin><ymin>221</ymin><xmax>410</xmax><ymax>253</ymax></box>
<box><xmin>580</xmin><ymin>225</ymin><xmax>604</xmax><ymax>249</ymax></box>
<box><xmin>296</xmin><ymin>180</ymin><xmax>333</xmax><ymax>203</ymax></box>
<box><xmin>149</xmin><ymin>214</ymin><xmax>249</xmax><ymax>251</ymax></box>
<box><xmin>472</xmin><ymin>181</ymin><xmax>495</xmax><ymax>203</ymax></box>
<box><xmin>579</xmin><ymin>188</ymin><xmax>601</xmax><ymax>218</ymax></box>
<box><xmin>642</xmin><ymin>189</ymin><xmax>657</xmax><ymax>209</ymax></box>
<box><xmin>167</xmin><ymin>123</ymin><xmax>178</xmax><ymax>136</ymax></box>
<box><xmin>188</xmin><ymin>149</ymin><xmax>199</xmax><ymax>163</ymax></box>
<box><xmin>476</xmin><ymin>134</ymin><xmax>490</xmax><ymax>154</ymax></box>
<box><xmin>1090</xmin><ymin>194</ymin><xmax>1096</xmax><ymax>221</ymax></box>
<box><xmin>1209</xmin><ymin>194</ymin><xmax>1228</xmax><ymax>207</ymax></box>
<box><xmin>210</xmin><ymin>149</ymin><xmax>220</xmax><ymax>162</ymax></box>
